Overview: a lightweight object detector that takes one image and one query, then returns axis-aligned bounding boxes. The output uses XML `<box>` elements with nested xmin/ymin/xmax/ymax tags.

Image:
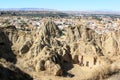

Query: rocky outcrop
<box><xmin>40</xmin><ymin>21</ymin><xmax>62</xmax><ymax>38</ymax></box>
<box><xmin>0</xmin><ymin>28</ymin><xmax>16</xmax><ymax>63</ymax></box>
<box><xmin>66</xmin><ymin>26</ymin><xmax>81</xmax><ymax>43</ymax></box>
<box><xmin>20</xmin><ymin>41</ymin><xmax>33</xmax><ymax>54</ymax></box>
<box><xmin>66</xmin><ymin>25</ymin><xmax>98</xmax><ymax>43</ymax></box>
<box><xmin>2</xmin><ymin>25</ymin><xmax>19</xmax><ymax>45</ymax></box>
<box><xmin>0</xmin><ymin>59</ymin><xmax>33</xmax><ymax>80</ymax></box>
<box><xmin>45</xmin><ymin>60</ymin><xmax>62</xmax><ymax>76</ymax></box>
<box><xmin>23</xmin><ymin>46</ymin><xmax>63</xmax><ymax>76</ymax></box>
<box><xmin>1</xmin><ymin>20</ymin><xmax>120</xmax><ymax>80</ymax></box>
<box><xmin>0</xmin><ymin>28</ymin><xmax>33</xmax><ymax>80</ymax></box>
<box><xmin>64</xmin><ymin>25</ymin><xmax>120</xmax><ymax>79</ymax></box>
<box><xmin>101</xmin><ymin>31</ymin><xmax>120</xmax><ymax>56</ymax></box>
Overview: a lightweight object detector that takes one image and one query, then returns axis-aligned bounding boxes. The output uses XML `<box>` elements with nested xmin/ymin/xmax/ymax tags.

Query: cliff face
<box><xmin>0</xmin><ymin>28</ymin><xmax>33</xmax><ymax>80</ymax></box>
<box><xmin>1</xmin><ymin>20</ymin><xmax>120</xmax><ymax>80</ymax></box>
<box><xmin>66</xmin><ymin>25</ymin><xmax>120</xmax><ymax>56</ymax></box>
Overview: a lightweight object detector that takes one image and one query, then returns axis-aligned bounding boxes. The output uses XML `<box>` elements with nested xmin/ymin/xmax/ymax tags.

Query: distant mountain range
<box><xmin>63</xmin><ymin>11</ymin><xmax>120</xmax><ymax>15</ymax></box>
<box><xmin>0</xmin><ymin>8</ymin><xmax>120</xmax><ymax>15</ymax></box>
<box><xmin>0</xmin><ymin>8</ymin><xmax>56</xmax><ymax>11</ymax></box>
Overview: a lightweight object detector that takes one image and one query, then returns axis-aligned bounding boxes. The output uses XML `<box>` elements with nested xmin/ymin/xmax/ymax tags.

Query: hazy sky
<box><xmin>0</xmin><ymin>0</ymin><xmax>120</xmax><ymax>11</ymax></box>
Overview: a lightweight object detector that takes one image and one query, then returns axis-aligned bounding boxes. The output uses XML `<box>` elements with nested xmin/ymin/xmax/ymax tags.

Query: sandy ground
<box><xmin>16</xmin><ymin>58</ymin><xmax>120</xmax><ymax>80</ymax></box>
<box><xmin>30</xmin><ymin>64</ymin><xmax>101</xmax><ymax>80</ymax></box>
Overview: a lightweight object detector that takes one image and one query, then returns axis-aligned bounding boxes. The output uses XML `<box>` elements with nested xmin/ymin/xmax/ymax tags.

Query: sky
<box><xmin>0</xmin><ymin>0</ymin><xmax>120</xmax><ymax>11</ymax></box>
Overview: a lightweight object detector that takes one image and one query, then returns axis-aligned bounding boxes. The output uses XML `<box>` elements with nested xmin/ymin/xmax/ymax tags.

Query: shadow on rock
<box><xmin>0</xmin><ymin>64</ymin><xmax>33</xmax><ymax>80</ymax></box>
<box><xmin>62</xmin><ymin>71</ymin><xmax>75</xmax><ymax>78</ymax></box>
<box><xmin>0</xmin><ymin>29</ymin><xmax>17</xmax><ymax>64</ymax></box>
<box><xmin>61</xmin><ymin>62</ymin><xmax>74</xmax><ymax>78</ymax></box>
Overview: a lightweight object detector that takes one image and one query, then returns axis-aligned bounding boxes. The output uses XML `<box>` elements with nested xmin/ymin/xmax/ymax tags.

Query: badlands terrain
<box><xmin>0</xmin><ymin>13</ymin><xmax>120</xmax><ymax>80</ymax></box>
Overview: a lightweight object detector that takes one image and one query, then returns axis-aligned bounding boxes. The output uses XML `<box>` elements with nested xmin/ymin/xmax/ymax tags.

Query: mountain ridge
<box><xmin>0</xmin><ymin>8</ymin><xmax>56</xmax><ymax>11</ymax></box>
<box><xmin>0</xmin><ymin>8</ymin><xmax>120</xmax><ymax>15</ymax></box>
